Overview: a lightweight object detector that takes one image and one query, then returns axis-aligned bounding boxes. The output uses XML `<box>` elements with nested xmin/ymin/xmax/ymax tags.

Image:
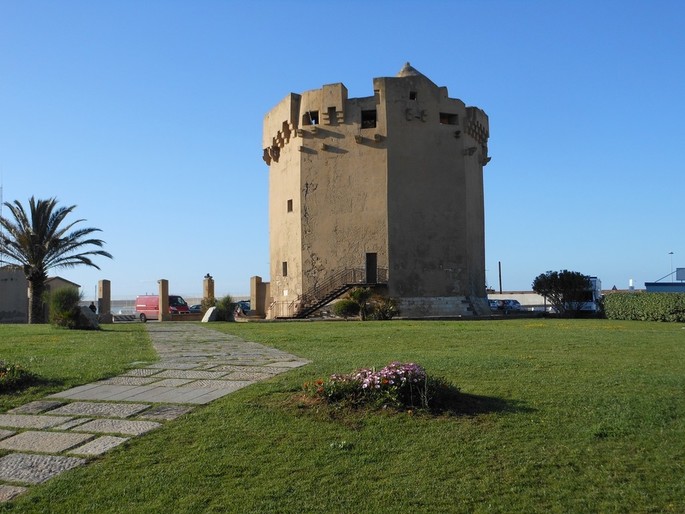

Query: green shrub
<box><xmin>333</xmin><ymin>299</ymin><xmax>360</xmax><ymax>318</ymax></box>
<box><xmin>604</xmin><ymin>292</ymin><xmax>685</xmax><ymax>322</ymax></box>
<box><xmin>215</xmin><ymin>295</ymin><xmax>235</xmax><ymax>321</ymax></box>
<box><xmin>49</xmin><ymin>287</ymin><xmax>82</xmax><ymax>328</ymax></box>
<box><xmin>0</xmin><ymin>360</ymin><xmax>37</xmax><ymax>393</ymax></box>
<box><xmin>368</xmin><ymin>295</ymin><xmax>400</xmax><ymax>320</ymax></box>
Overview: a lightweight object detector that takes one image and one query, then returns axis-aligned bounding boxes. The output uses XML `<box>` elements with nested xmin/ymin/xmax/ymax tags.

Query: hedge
<box><xmin>603</xmin><ymin>292</ymin><xmax>685</xmax><ymax>322</ymax></box>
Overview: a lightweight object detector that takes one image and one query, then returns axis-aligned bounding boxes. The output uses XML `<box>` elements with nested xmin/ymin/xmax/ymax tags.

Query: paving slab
<box><xmin>151</xmin><ymin>369</ymin><xmax>230</xmax><ymax>380</ymax></box>
<box><xmin>53</xmin><ymin>418</ymin><xmax>94</xmax><ymax>430</ymax></box>
<box><xmin>0</xmin><ymin>414</ymin><xmax>73</xmax><ymax>429</ymax></box>
<box><xmin>69</xmin><ymin>436</ymin><xmax>129</xmax><ymax>456</ymax></box>
<box><xmin>0</xmin><ymin>429</ymin><xmax>15</xmax><ymax>440</ymax></box>
<box><xmin>0</xmin><ymin>484</ymin><xmax>28</xmax><ymax>502</ymax></box>
<box><xmin>122</xmin><ymin>368</ymin><xmax>162</xmax><ymax>377</ymax></box>
<box><xmin>7</xmin><ymin>400</ymin><xmax>65</xmax><ymax>415</ymax></box>
<box><xmin>50</xmin><ymin>384</ymin><xmax>152</xmax><ymax>402</ymax></box>
<box><xmin>98</xmin><ymin>376</ymin><xmax>160</xmax><ymax>386</ymax></box>
<box><xmin>72</xmin><ymin>419</ymin><xmax>161</xmax><ymax>436</ymax></box>
<box><xmin>187</xmin><ymin>379</ymin><xmax>255</xmax><ymax>389</ymax></box>
<box><xmin>150</xmin><ymin>378</ymin><xmax>194</xmax><ymax>387</ymax></box>
<box><xmin>224</xmin><ymin>371</ymin><xmax>275</xmax><ymax>381</ymax></box>
<box><xmin>0</xmin><ymin>453</ymin><xmax>85</xmax><ymax>484</ymax></box>
<box><xmin>0</xmin><ymin>431</ymin><xmax>94</xmax><ymax>453</ymax></box>
<box><xmin>137</xmin><ymin>405</ymin><xmax>193</xmax><ymax>421</ymax></box>
<box><xmin>47</xmin><ymin>401</ymin><xmax>151</xmax><ymax>418</ymax></box>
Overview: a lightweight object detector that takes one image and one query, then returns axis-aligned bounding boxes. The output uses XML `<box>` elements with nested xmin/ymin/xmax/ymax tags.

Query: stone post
<box><xmin>158</xmin><ymin>279</ymin><xmax>171</xmax><ymax>321</ymax></box>
<box><xmin>97</xmin><ymin>279</ymin><xmax>113</xmax><ymax>324</ymax></box>
<box><xmin>203</xmin><ymin>274</ymin><xmax>215</xmax><ymax>304</ymax></box>
<box><xmin>251</xmin><ymin>276</ymin><xmax>269</xmax><ymax>318</ymax></box>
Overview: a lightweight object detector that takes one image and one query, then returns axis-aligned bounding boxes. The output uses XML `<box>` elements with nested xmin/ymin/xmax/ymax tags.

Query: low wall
<box><xmin>398</xmin><ymin>296</ymin><xmax>489</xmax><ymax>318</ymax></box>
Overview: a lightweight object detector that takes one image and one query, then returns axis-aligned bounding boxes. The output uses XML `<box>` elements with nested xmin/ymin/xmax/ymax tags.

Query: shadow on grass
<box><xmin>431</xmin><ymin>389</ymin><xmax>534</xmax><ymax>417</ymax></box>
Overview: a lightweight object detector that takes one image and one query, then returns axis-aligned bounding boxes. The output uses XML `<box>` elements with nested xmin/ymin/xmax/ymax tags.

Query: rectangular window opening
<box><xmin>440</xmin><ymin>113</ymin><xmax>458</xmax><ymax>125</ymax></box>
<box><xmin>361</xmin><ymin>109</ymin><xmax>377</xmax><ymax>129</ymax></box>
<box><xmin>409</xmin><ymin>91</ymin><xmax>417</xmax><ymax>100</ymax></box>
<box><xmin>282</xmin><ymin>261</ymin><xmax>288</xmax><ymax>277</ymax></box>
<box><xmin>302</xmin><ymin>111</ymin><xmax>319</xmax><ymax>126</ymax></box>
<box><xmin>287</xmin><ymin>199</ymin><xmax>293</xmax><ymax>212</ymax></box>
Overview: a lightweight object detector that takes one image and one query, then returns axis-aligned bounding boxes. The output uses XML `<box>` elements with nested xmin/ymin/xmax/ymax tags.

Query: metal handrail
<box><xmin>286</xmin><ymin>267</ymin><xmax>388</xmax><ymax>318</ymax></box>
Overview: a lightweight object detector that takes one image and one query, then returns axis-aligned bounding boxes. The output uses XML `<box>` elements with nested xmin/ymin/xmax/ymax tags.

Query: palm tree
<box><xmin>0</xmin><ymin>197</ymin><xmax>113</xmax><ymax>323</ymax></box>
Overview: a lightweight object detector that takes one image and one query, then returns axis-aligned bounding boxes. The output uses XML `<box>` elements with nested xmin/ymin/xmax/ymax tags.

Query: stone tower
<box><xmin>260</xmin><ymin>63</ymin><xmax>490</xmax><ymax>318</ymax></box>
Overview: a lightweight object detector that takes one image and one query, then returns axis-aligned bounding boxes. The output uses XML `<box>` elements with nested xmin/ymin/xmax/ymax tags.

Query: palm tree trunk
<box><xmin>28</xmin><ymin>277</ymin><xmax>47</xmax><ymax>324</ymax></box>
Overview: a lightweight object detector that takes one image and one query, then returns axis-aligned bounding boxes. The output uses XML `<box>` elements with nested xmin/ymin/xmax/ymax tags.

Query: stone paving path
<box><xmin>0</xmin><ymin>323</ymin><xmax>310</xmax><ymax>503</ymax></box>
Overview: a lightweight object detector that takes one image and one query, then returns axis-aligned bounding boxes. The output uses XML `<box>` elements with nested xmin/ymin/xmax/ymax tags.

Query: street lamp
<box><xmin>669</xmin><ymin>252</ymin><xmax>674</xmax><ymax>280</ymax></box>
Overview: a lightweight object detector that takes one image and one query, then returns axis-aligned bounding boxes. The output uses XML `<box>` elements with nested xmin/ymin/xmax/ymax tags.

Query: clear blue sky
<box><xmin>1</xmin><ymin>0</ymin><xmax>683</xmax><ymax>300</ymax></box>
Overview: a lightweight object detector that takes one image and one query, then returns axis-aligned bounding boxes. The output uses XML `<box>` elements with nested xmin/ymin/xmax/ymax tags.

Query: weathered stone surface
<box><xmin>0</xmin><ymin>431</ymin><xmax>94</xmax><ymax>453</ymax></box>
<box><xmin>48</xmin><ymin>401</ymin><xmax>150</xmax><ymax>418</ymax></box>
<box><xmin>53</xmin><ymin>418</ymin><xmax>93</xmax><ymax>430</ymax></box>
<box><xmin>0</xmin><ymin>414</ymin><xmax>72</xmax><ymax>429</ymax></box>
<box><xmin>98</xmin><ymin>376</ymin><xmax>160</xmax><ymax>385</ymax></box>
<box><xmin>187</xmin><ymin>379</ymin><xmax>254</xmax><ymax>389</ymax></box>
<box><xmin>152</xmin><ymin>369</ymin><xmax>229</xmax><ymax>380</ymax></box>
<box><xmin>0</xmin><ymin>484</ymin><xmax>28</xmax><ymax>502</ymax></box>
<box><xmin>7</xmin><ymin>400</ymin><xmax>65</xmax><ymax>414</ymax></box>
<box><xmin>73</xmin><ymin>419</ymin><xmax>161</xmax><ymax>436</ymax></box>
<box><xmin>150</xmin><ymin>378</ymin><xmax>193</xmax><ymax>387</ymax></box>
<box><xmin>69</xmin><ymin>436</ymin><xmax>128</xmax><ymax>456</ymax></box>
<box><xmin>0</xmin><ymin>429</ymin><xmax>15</xmax><ymax>440</ymax></box>
<box><xmin>123</xmin><ymin>368</ymin><xmax>161</xmax><ymax>377</ymax></box>
<box><xmin>137</xmin><ymin>405</ymin><xmax>193</xmax><ymax>420</ymax></box>
<box><xmin>224</xmin><ymin>371</ymin><xmax>274</xmax><ymax>381</ymax></box>
<box><xmin>0</xmin><ymin>453</ymin><xmax>85</xmax><ymax>484</ymax></box>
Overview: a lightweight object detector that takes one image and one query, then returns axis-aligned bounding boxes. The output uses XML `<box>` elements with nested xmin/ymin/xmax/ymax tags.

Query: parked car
<box><xmin>489</xmin><ymin>299</ymin><xmax>523</xmax><ymax>312</ymax></box>
<box><xmin>135</xmin><ymin>294</ymin><xmax>190</xmax><ymax>322</ymax></box>
<box><xmin>189</xmin><ymin>304</ymin><xmax>202</xmax><ymax>313</ymax></box>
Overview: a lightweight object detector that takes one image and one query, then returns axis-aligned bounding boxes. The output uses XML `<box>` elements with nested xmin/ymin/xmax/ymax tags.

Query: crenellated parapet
<box><xmin>262</xmin><ymin>84</ymin><xmax>349</xmax><ymax>166</ymax></box>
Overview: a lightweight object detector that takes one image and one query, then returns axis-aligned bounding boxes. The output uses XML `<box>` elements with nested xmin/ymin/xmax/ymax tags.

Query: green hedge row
<box><xmin>603</xmin><ymin>292</ymin><xmax>685</xmax><ymax>322</ymax></box>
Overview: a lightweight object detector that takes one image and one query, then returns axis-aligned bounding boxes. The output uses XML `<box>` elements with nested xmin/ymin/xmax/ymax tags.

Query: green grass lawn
<box><xmin>1</xmin><ymin>319</ymin><xmax>684</xmax><ymax>513</ymax></box>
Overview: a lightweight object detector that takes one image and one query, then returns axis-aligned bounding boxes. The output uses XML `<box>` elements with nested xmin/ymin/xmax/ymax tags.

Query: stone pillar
<box><xmin>158</xmin><ymin>279</ymin><xmax>170</xmax><ymax>321</ymax></box>
<box><xmin>98</xmin><ymin>279</ymin><xmax>113</xmax><ymax>324</ymax></box>
<box><xmin>203</xmin><ymin>275</ymin><xmax>215</xmax><ymax>303</ymax></box>
<box><xmin>250</xmin><ymin>276</ymin><xmax>269</xmax><ymax>318</ymax></box>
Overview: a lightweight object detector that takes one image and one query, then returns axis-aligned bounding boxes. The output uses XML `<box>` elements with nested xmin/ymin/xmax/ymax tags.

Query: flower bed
<box><xmin>0</xmin><ymin>360</ymin><xmax>37</xmax><ymax>393</ymax></box>
<box><xmin>304</xmin><ymin>362</ymin><xmax>457</xmax><ymax>411</ymax></box>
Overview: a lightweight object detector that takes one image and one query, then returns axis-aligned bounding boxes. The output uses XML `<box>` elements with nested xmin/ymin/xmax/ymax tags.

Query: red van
<box><xmin>135</xmin><ymin>295</ymin><xmax>190</xmax><ymax>322</ymax></box>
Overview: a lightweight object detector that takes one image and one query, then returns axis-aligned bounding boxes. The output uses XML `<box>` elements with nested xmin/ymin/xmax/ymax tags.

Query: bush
<box><xmin>368</xmin><ymin>295</ymin><xmax>400</xmax><ymax>320</ymax></box>
<box><xmin>49</xmin><ymin>287</ymin><xmax>82</xmax><ymax>328</ymax></box>
<box><xmin>0</xmin><ymin>360</ymin><xmax>37</xmax><ymax>393</ymax></box>
<box><xmin>304</xmin><ymin>362</ymin><xmax>458</xmax><ymax>412</ymax></box>
<box><xmin>215</xmin><ymin>295</ymin><xmax>235</xmax><ymax>321</ymax></box>
<box><xmin>604</xmin><ymin>292</ymin><xmax>685</xmax><ymax>322</ymax></box>
<box><xmin>333</xmin><ymin>299</ymin><xmax>360</xmax><ymax>318</ymax></box>
<box><xmin>201</xmin><ymin>296</ymin><xmax>216</xmax><ymax>314</ymax></box>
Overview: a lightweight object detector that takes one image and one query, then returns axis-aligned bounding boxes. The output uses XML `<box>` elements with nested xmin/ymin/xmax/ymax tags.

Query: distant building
<box><xmin>644</xmin><ymin>282</ymin><xmax>685</xmax><ymax>293</ymax></box>
<box><xmin>0</xmin><ymin>265</ymin><xmax>81</xmax><ymax>323</ymax></box>
<box><xmin>254</xmin><ymin>63</ymin><xmax>491</xmax><ymax>318</ymax></box>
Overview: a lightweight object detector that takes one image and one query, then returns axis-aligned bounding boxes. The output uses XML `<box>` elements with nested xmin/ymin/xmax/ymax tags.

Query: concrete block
<box><xmin>0</xmin><ymin>431</ymin><xmax>94</xmax><ymax>453</ymax></box>
<box><xmin>47</xmin><ymin>401</ymin><xmax>151</xmax><ymax>418</ymax></box>
<box><xmin>0</xmin><ymin>453</ymin><xmax>85</xmax><ymax>484</ymax></box>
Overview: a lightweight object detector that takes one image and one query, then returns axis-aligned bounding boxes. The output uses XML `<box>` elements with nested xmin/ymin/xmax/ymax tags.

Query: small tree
<box><xmin>532</xmin><ymin>270</ymin><xmax>591</xmax><ymax>317</ymax></box>
<box><xmin>348</xmin><ymin>287</ymin><xmax>373</xmax><ymax>320</ymax></box>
